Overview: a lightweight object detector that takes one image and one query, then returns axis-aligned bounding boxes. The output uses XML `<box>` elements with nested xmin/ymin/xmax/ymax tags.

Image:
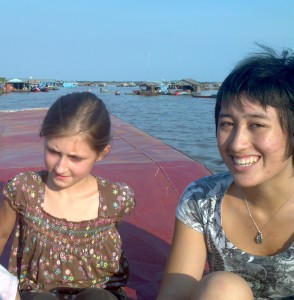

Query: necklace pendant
<box><xmin>255</xmin><ymin>232</ymin><xmax>263</xmax><ymax>244</ymax></box>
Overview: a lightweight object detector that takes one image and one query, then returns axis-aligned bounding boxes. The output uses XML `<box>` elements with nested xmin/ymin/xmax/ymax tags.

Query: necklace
<box><xmin>244</xmin><ymin>195</ymin><xmax>293</xmax><ymax>244</ymax></box>
<box><xmin>244</xmin><ymin>198</ymin><xmax>263</xmax><ymax>244</ymax></box>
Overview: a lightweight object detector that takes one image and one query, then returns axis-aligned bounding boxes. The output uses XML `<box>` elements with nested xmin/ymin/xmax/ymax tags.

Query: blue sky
<box><xmin>1</xmin><ymin>0</ymin><xmax>293</xmax><ymax>82</ymax></box>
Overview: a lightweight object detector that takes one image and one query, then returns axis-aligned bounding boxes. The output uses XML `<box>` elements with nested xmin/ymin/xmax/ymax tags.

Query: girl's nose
<box><xmin>54</xmin><ymin>157</ymin><xmax>67</xmax><ymax>173</ymax></box>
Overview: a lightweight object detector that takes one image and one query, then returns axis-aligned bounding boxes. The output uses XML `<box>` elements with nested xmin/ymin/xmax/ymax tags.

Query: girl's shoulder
<box><xmin>5</xmin><ymin>170</ymin><xmax>45</xmax><ymax>190</ymax></box>
<box><xmin>95</xmin><ymin>176</ymin><xmax>134</xmax><ymax>194</ymax></box>
<box><xmin>3</xmin><ymin>170</ymin><xmax>46</xmax><ymax>210</ymax></box>
<box><xmin>93</xmin><ymin>175</ymin><xmax>135</xmax><ymax>217</ymax></box>
<box><xmin>8</xmin><ymin>170</ymin><xmax>44</xmax><ymax>183</ymax></box>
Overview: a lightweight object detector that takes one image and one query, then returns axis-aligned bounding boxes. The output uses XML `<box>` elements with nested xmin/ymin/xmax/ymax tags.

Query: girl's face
<box><xmin>217</xmin><ymin>96</ymin><xmax>293</xmax><ymax>188</ymax></box>
<box><xmin>44</xmin><ymin>134</ymin><xmax>108</xmax><ymax>190</ymax></box>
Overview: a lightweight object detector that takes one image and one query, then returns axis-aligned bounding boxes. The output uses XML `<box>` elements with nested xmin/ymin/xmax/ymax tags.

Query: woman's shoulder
<box><xmin>183</xmin><ymin>172</ymin><xmax>232</xmax><ymax>198</ymax></box>
<box><xmin>176</xmin><ymin>172</ymin><xmax>232</xmax><ymax>230</ymax></box>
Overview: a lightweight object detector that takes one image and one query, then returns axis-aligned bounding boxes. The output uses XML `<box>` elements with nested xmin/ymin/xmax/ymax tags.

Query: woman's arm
<box><xmin>0</xmin><ymin>198</ymin><xmax>17</xmax><ymax>256</ymax></box>
<box><xmin>156</xmin><ymin>219</ymin><xmax>207</xmax><ymax>300</ymax></box>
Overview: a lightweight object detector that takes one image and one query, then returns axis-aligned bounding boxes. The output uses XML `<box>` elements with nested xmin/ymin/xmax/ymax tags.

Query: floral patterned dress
<box><xmin>176</xmin><ymin>172</ymin><xmax>294</xmax><ymax>299</ymax></box>
<box><xmin>2</xmin><ymin>171</ymin><xmax>135</xmax><ymax>299</ymax></box>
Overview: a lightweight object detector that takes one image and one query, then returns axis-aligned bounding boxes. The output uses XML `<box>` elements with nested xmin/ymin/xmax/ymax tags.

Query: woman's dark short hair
<box><xmin>215</xmin><ymin>45</ymin><xmax>294</xmax><ymax>159</ymax></box>
<box><xmin>40</xmin><ymin>92</ymin><xmax>111</xmax><ymax>154</ymax></box>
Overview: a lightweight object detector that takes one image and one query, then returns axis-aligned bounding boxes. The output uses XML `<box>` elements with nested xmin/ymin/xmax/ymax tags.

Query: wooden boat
<box><xmin>0</xmin><ymin>109</ymin><xmax>211</xmax><ymax>299</ymax></box>
<box><xmin>31</xmin><ymin>86</ymin><xmax>41</xmax><ymax>92</ymax></box>
<box><xmin>191</xmin><ymin>92</ymin><xmax>217</xmax><ymax>98</ymax></box>
<box><xmin>125</xmin><ymin>92</ymin><xmax>140</xmax><ymax>96</ymax></box>
<box><xmin>175</xmin><ymin>91</ymin><xmax>191</xmax><ymax>96</ymax></box>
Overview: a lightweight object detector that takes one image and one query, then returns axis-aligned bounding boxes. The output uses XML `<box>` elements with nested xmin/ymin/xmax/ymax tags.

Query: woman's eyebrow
<box><xmin>218</xmin><ymin>113</ymin><xmax>232</xmax><ymax>118</ymax></box>
<box><xmin>218</xmin><ymin>112</ymin><xmax>271</xmax><ymax>119</ymax></box>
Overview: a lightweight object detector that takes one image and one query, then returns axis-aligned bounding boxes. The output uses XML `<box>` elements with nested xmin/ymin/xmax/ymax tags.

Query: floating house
<box><xmin>169</xmin><ymin>78</ymin><xmax>202</xmax><ymax>95</ymax></box>
<box><xmin>136</xmin><ymin>82</ymin><xmax>162</xmax><ymax>96</ymax></box>
<box><xmin>7</xmin><ymin>78</ymin><xmax>25</xmax><ymax>90</ymax></box>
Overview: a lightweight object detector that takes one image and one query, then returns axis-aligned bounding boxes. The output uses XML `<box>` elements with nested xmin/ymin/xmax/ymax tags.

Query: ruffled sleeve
<box><xmin>98</xmin><ymin>177</ymin><xmax>135</xmax><ymax>221</ymax></box>
<box><xmin>2</xmin><ymin>172</ymin><xmax>43</xmax><ymax>213</ymax></box>
<box><xmin>176</xmin><ymin>179</ymin><xmax>207</xmax><ymax>233</ymax></box>
<box><xmin>176</xmin><ymin>173</ymin><xmax>232</xmax><ymax>233</ymax></box>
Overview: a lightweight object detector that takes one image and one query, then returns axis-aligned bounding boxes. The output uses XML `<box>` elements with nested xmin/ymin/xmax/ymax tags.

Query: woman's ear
<box><xmin>96</xmin><ymin>144</ymin><xmax>111</xmax><ymax>161</ymax></box>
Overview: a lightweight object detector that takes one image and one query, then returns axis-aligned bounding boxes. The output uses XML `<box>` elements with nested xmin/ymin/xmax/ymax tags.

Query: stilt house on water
<box><xmin>168</xmin><ymin>78</ymin><xmax>202</xmax><ymax>95</ymax></box>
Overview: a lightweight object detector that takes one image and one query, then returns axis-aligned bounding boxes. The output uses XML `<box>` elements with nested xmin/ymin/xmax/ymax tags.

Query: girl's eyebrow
<box><xmin>45</xmin><ymin>144</ymin><xmax>56</xmax><ymax>150</ymax></box>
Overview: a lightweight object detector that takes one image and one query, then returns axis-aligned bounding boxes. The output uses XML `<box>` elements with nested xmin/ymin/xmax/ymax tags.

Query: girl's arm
<box><xmin>156</xmin><ymin>220</ymin><xmax>207</xmax><ymax>300</ymax></box>
<box><xmin>0</xmin><ymin>198</ymin><xmax>17</xmax><ymax>256</ymax></box>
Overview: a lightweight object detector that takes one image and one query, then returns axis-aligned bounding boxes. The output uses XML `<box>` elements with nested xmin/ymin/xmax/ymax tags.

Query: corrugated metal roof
<box><xmin>174</xmin><ymin>78</ymin><xmax>201</xmax><ymax>86</ymax></box>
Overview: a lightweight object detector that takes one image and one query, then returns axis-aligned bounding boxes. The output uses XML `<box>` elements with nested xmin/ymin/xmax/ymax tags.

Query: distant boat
<box><xmin>31</xmin><ymin>86</ymin><xmax>41</xmax><ymax>92</ymax></box>
<box><xmin>191</xmin><ymin>92</ymin><xmax>217</xmax><ymax>99</ymax></box>
<box><xmin>125</xmin><ymin>92</ymin><xmax>140</xmax><ymax>95</ymax></box>
<box><xmin>63</xmin><ymin>82</ymin><xmax>78</xmax><ymax>88</ymax></box>
<box><xmin>175</xmin><ymin>91</ymin><xmax>191</xmax><ymax>96</ymax></box>
<box><xmin>99</xmin><ymin>88</ymin><xmax>112</xmax><ymax>93</ymax></box>
<box><xmin>40</xmin><ymin>87</ymin><xmax>49</xmax><ymax>92</ymax></box>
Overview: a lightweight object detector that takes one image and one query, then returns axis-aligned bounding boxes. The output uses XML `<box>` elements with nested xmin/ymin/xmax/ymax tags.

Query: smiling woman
<box><xmin>216</xmin><ymin>99</ymin><xmax>290</xmax><ymax>188</ymax></box>
<box><xmin>157</xmin><ymin>45</ymin><xmax>294</xmax><ymax>300</ymax></box>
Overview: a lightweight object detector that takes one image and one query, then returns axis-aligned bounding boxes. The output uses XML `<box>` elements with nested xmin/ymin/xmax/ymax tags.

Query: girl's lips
<box><xmin>54</xmin><ymin>173</ymin><xmax>69</xmax><ymax>179</ymax></box>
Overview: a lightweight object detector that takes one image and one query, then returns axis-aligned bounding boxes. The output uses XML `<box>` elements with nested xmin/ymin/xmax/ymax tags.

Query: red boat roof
<box><xmin>0</xmin><ymin>109</ymin><xmax>211</xmax><ymax>299</ymax></box>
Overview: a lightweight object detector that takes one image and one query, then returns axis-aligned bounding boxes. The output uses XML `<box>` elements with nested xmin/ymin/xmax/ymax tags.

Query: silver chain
<box><xmin>244</xmin><ymin>198</ymin><xmax>263</xmax><ymax>244</ymax></box>
<box><xmin>244</xmin><ymin>194</ymin><xmax>293</xmax><ymax>244</ymax></box>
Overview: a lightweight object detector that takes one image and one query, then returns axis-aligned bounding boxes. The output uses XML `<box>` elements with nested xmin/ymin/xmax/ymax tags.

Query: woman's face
<box><xmin>217</xmin><ymin>96</ymin><xmax>293</xmax><ymax>188</ymax></box>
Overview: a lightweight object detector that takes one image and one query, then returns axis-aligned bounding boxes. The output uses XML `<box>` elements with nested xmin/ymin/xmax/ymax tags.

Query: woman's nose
<box><xmin>228</xmin><ymin>127</ymin><xmax>249</xmax><ymax>152</ymax></box>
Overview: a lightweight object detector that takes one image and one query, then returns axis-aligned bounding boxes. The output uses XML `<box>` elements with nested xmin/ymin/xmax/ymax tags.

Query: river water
<box><xmin>0</xmin><ymin>86</ymin><xmax>227</xmax><ymax>174</ymax></box>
